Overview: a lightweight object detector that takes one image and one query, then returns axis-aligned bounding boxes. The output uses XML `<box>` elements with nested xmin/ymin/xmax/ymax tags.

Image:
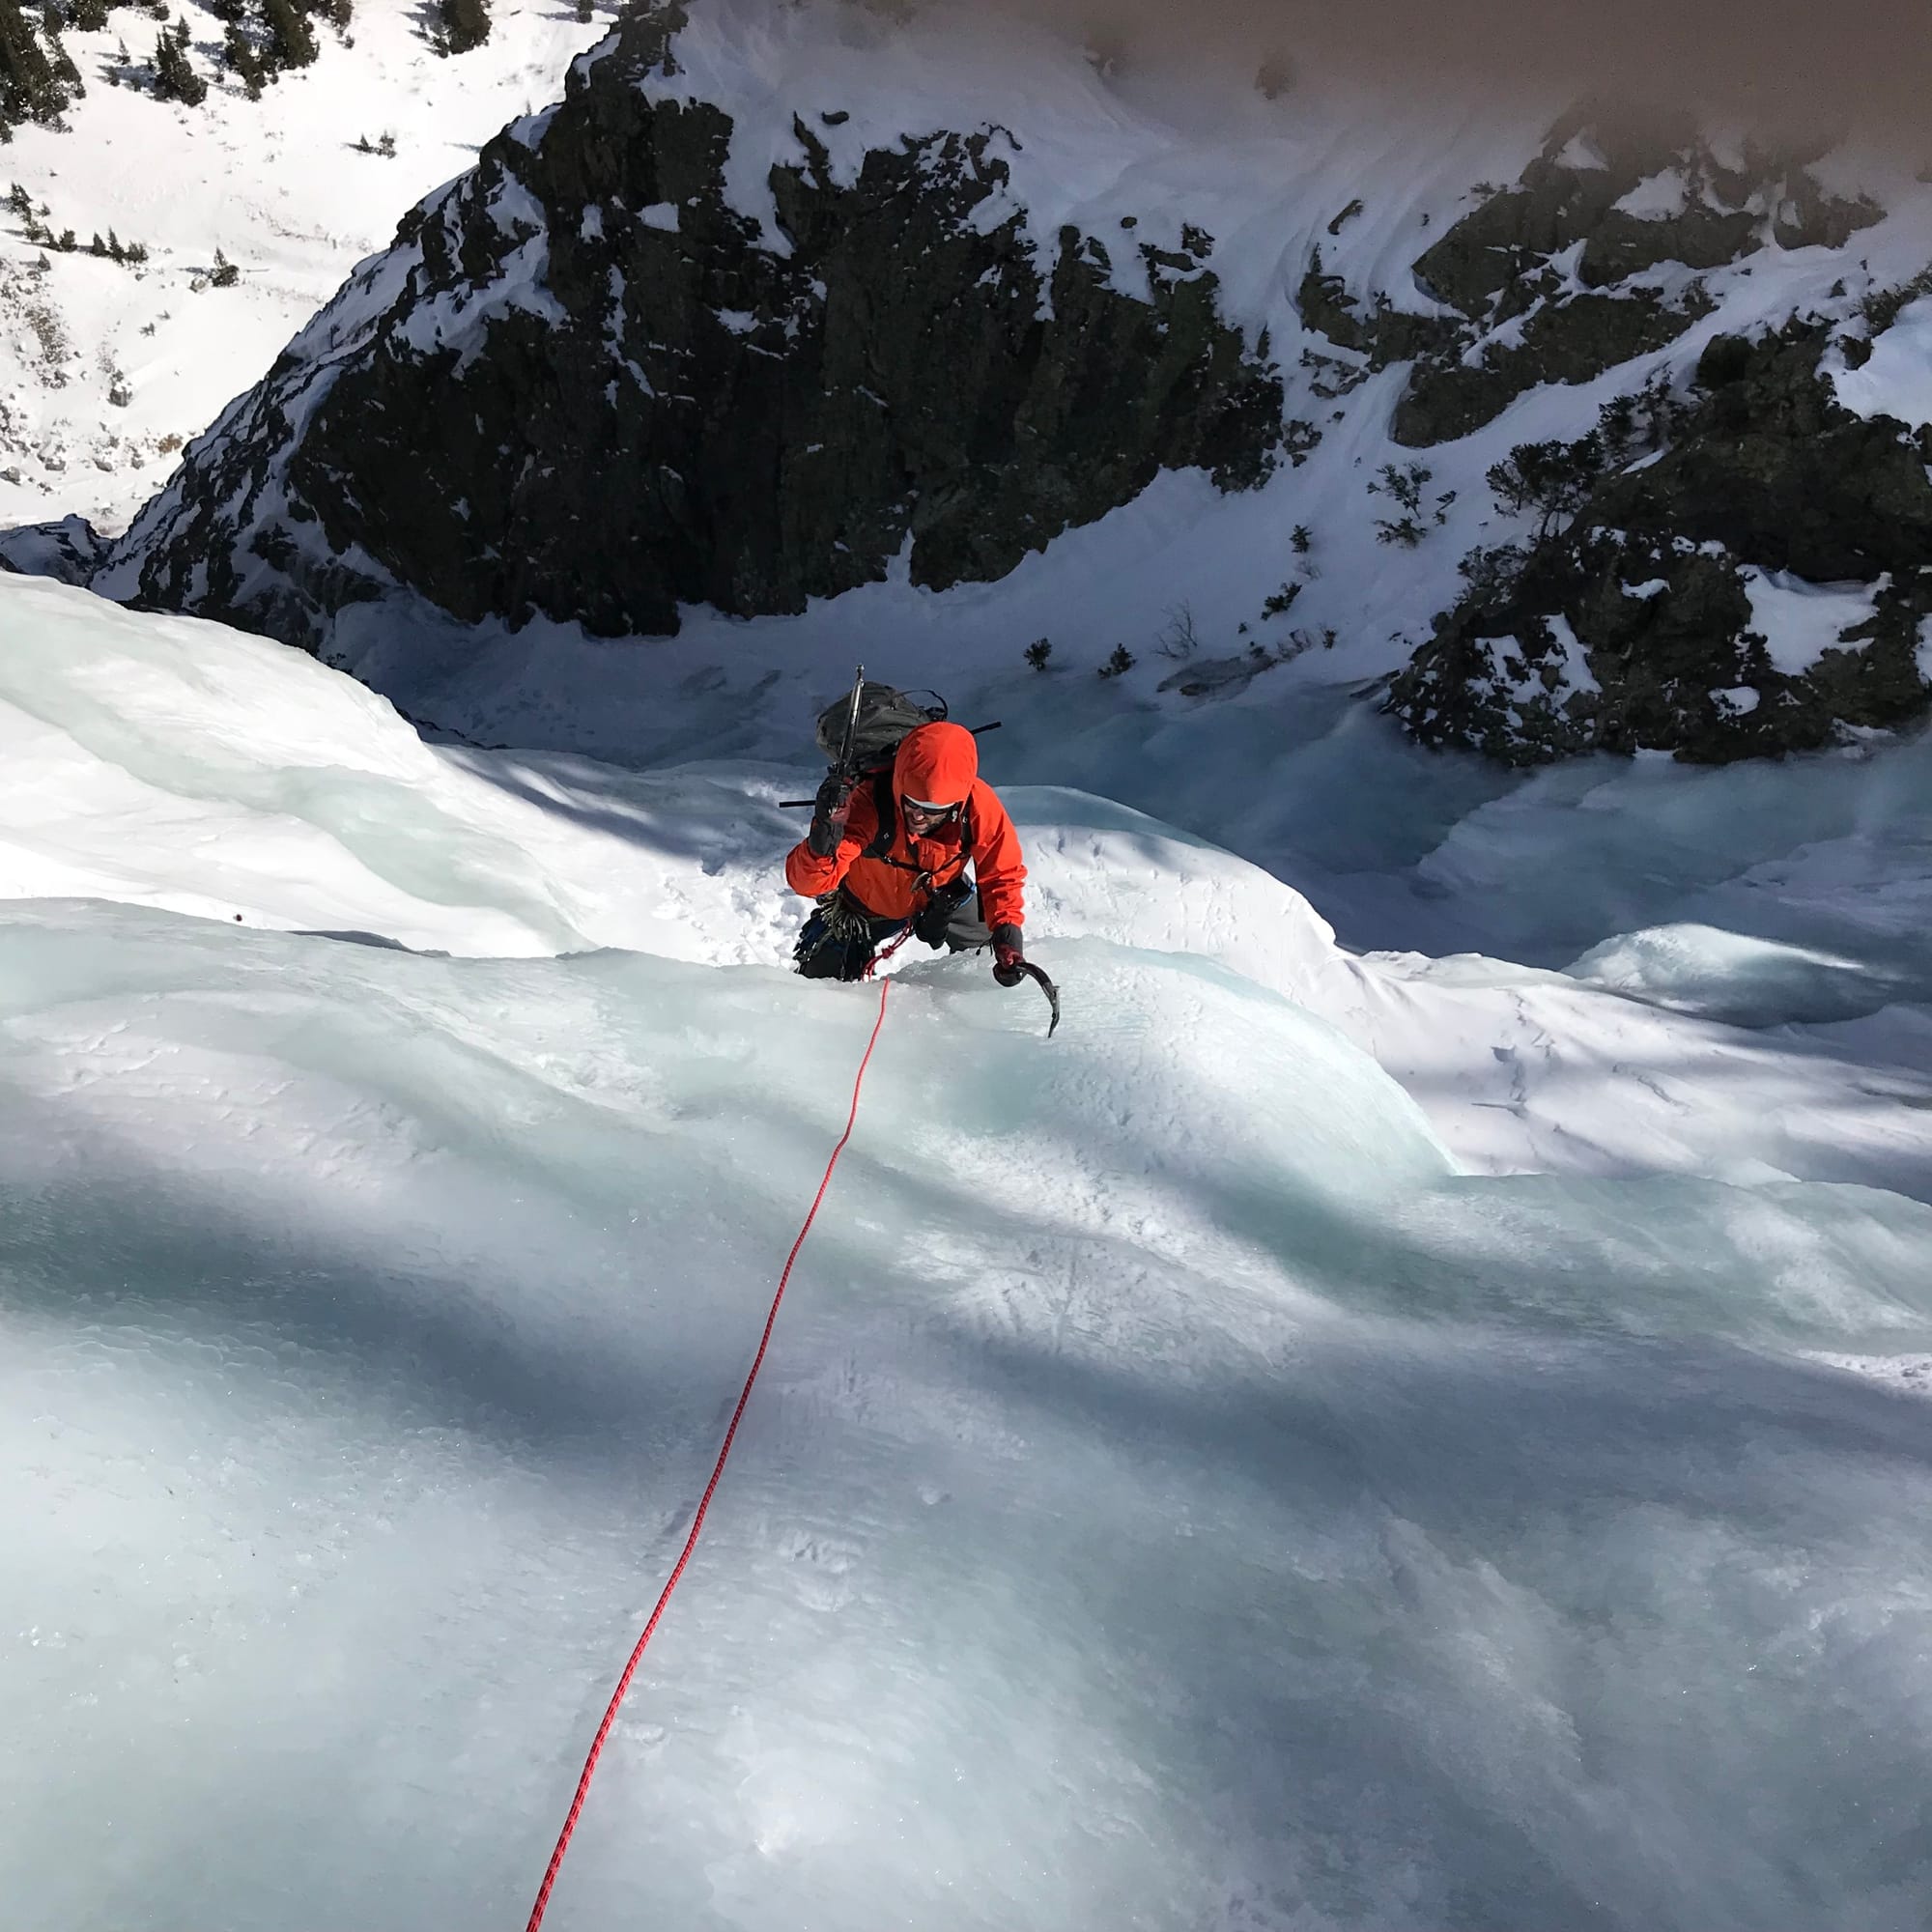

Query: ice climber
<box><xmin>786</xmin><ymin>719</ymin><xmax>1030</xmax><ymax>985</ymax></box>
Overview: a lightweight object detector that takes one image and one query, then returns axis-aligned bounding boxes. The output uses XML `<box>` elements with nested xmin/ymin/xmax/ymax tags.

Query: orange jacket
<box><xmin>784</xmin><ymin>721</ymin><xmax>1027</xmax><ymax>929</ymax></box>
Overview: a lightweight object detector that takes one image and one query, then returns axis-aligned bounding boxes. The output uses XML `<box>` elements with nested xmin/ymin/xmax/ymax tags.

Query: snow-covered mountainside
<box><xmin>6</xmin><ymin>567</ymin><xmax>1932</xmax><ymax>1928</ymax></box>
<box><xmin>0</xmin><ymin>0</ymin><xmax>611</xmax><ymax>534</ymax></box>
<box><xmin>11</xmin><ymin>0</ymin><xmax>1924</xmax><ymax>766</ymax></box>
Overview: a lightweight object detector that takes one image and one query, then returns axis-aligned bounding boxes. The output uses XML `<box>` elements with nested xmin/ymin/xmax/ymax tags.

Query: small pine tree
<box><xmin>437</xmin><ymin>0</ymin><xmax>489</xmax><ymax>53</ymax></box>
<box><xmin>375</xmin><ymin>129</ymin><xmax>393</xmax><ymax>156</ymax></box>
<box><xmin>55</xmin><ymin>224</ymin><xmax>75</xmax><ymax>248</ymax></box>
<box><xmin>152</xmin><ymin>25</ymin><xmax>206</xmax><ymax>102</ymax></box>
<box><xmin>1485</xmin><ymin>435</ymin><xmax>1604</xmax><ymax>538</ymax></box>
<box><xmin>87</xmin><ymin>227</ymin><xmax>103</xmax><ymax>253</ymax></box>
<box><xmin>221</xmin><ymin>20</ymin><xmax>264</xmax><ymax>92</ymax></box>
<box><xmin>71</xmin><ymin>0</ymin><xmax>105</xmax><ymax>26</ymax></box>
<box><xmin>7</xmin><ymin>180</ymin><xmax>30</xmax><ymax>216</ymax></box>
<box><xmin>209</xmin><ymin>245</ymin><xmax>239</xmax><ymax>285</ymax></box>
<box><xmin>39</xmin><ymin>2</ymin><xmax>60</xmax><ymax>38</ymax></box>
<box><xmin>1290</xmin><ymin>524</ymin><xmax>1311</xmax><ymax>554</ymax></box>
<box><xmin>260</xmin><ymin>0</ymin><xmax>316</xmax><ymax>69</ymax></box>
<box><xmin>326</xmin><ymin>0</ymin><xmax>351</xmax><ymax>30</ymax></box>
<box><xmin>1096</xmin><ymin>643</ymin><xmax>1135</xmax><ymax>679</ymax></box>
<box><xmin>1024</xmin><ymin>639</ymin><xmax>1052</xmax><ymax>672</ymax></box>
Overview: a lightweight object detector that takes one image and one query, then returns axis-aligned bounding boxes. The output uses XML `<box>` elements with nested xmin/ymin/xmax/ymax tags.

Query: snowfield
<box><xmin>5</xmin><ymin>571</ymin><xmax>1932</xmax><ymax>1929</ymax></box>
<box><xmin>0</xmin><ymin>0</ymin><xmax>611</xmax><ymax>535</ymax></box>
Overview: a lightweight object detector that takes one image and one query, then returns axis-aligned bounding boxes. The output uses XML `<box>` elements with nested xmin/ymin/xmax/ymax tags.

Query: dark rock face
<box><xmin>1299</xmin><ymin>109</ymin><xmax>1881</xmax><ymax>449</ymax></box>
<box><xmin>99</xmin><ymin>5</ymin><xmax>1284</xmax><ymax>647</ymax></box>
<box><xmin>1393</xmin><ymin>287</ymin><xmax>1711</xmax><ymax>448</ymax></box>
<box><xmin>1388</xmin><ymin>324</ymin><xmax>1932</xmax><ymax>762</ymax></box>
<box><xmin>0</xmin><ymin>514</ymin><xmax>107</xmax><ymax>584</ymax></box>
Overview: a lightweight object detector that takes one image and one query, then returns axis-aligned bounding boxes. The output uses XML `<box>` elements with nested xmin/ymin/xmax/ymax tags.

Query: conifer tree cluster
<box><xmin>257</xmin><ymin>0</ymin><xmax>314</xmax><ymax>70</ymax></box>
<box><xmin>435</xmin><ymin>0</ymin><xmax>489</xmax><ymax>55</ymax></box>
<box><xmin>7</xmin><ymin>0</ymin><xmax>360</xmax><ymax>134</ymax></box>
<box><xmin>0</xmin><ymin>0</ymin><xmax>81</xmax><ymax>134</ymax></box>
<box><xmin>152</xmin><ymin>13</ymin><xmax>206</xmax><ymax>103</ymax></box>
<box><xmin>10</xmin><ymin>182</ymin><xmax>150</xmax><ymax>260</ymax></box>
<box><xmin>210</xmin><ymin>0</ymin><xmax>327</xmax><ymax>96</ymax></box>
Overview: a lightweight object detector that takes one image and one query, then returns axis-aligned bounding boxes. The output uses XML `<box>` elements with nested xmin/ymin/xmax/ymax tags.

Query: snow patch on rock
<box><xmin>1740</xmin><ymin>568</ymin><xmax>1875</xmax><ymax>675</ymax></box>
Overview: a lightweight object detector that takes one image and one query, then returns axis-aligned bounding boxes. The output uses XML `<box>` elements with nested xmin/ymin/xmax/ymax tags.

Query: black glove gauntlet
<box><xmin>991</xmin><ymin>923</ymin><xmax>1026</xmax><ymax>987</ymax></box>
<box><xmin>807</xmin><ymin>773</ymin><xmax>853</xmax><ymax>858</ymax></box>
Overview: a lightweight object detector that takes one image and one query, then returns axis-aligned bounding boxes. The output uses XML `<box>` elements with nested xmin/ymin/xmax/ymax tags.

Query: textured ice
<box><xmin>4</xmin><ymin>576</ymin><xmax>1932</xmax><ymax>1930</ymax></box>
<box><xmin>1567</xmin><ymin>921</ymin><xmax>1892</xmax><ymax>1026</ymax></box>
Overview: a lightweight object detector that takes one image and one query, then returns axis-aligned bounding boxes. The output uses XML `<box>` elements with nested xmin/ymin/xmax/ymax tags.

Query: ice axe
<box><xmin>1015</xmin><ymin>959</ymin><xmax>1061</xmax><ymax>1038</ymax></box>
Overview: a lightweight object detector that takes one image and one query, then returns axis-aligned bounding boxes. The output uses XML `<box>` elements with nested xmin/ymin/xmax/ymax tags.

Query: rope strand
<box><xmin>524</xmin><ymin>979</ymin><xmax>895</xmax><ymax>1930</ymax></box>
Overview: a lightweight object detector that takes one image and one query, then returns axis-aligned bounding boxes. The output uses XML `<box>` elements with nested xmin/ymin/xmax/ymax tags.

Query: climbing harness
<box><xmin>522</xmin><ymin>980</ymin><xmax>896</xmax><ymax>1931</ymax></box>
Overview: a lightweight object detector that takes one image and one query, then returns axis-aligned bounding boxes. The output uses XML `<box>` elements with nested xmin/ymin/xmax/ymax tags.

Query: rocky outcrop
<box><xmin>1299</xmin><ymin>108</ymin><xmax>1881</xmax><ymax>449</ymax></box>
<box><xmin>96</xmin><ymin>4</ymin><xmax>1285</xmax><ymax>648</ymax></box>
<box><xmin>1387</xmin><ymin>323</ymin><xmax>1932</xmax><ymax>762</ymax></box>
<box><xmin>0</xmin><ymin>513</ymin><xmax>107</xmax><ymax>583</ymax></box>
<box><xmin>1393</xmin><ymin>288</ymin><xmax>1711</xmax><ymax>448</ymax></box>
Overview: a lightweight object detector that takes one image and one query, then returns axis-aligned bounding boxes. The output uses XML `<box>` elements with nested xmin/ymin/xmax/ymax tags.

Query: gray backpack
<box><xmin>813</xmin><ymin>681</ymin><xmax>949</xmax><ymax>777</ymax></box>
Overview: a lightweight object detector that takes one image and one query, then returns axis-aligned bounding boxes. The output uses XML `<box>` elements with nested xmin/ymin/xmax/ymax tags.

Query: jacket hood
<box><xmin>894</xmin><ymin>721</ymin><xmax>978</xmax><ymax>807</ymax></box>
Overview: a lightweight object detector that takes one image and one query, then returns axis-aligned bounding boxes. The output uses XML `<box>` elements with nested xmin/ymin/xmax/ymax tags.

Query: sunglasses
<box><xmin>901</xmin><ymin>797</ymin><xmax>961</xmax><ymax>825</ymax></box>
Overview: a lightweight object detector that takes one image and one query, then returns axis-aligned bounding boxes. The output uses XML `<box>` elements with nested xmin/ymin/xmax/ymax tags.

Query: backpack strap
<box><xmin>860</xmin><ymin>769</ymin><xmax>897</xmax><ymax>863</ymax></box>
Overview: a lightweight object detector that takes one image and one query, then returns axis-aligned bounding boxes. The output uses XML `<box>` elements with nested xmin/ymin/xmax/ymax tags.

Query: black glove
<box><xmin>913</xmin><ymin>878</ymin><xmax>974</xmax><ymax>950</ymax></box>
<box><xmin>807</xmin><ymin>772</ymin><xmax>853</xmax><ymax>858</ymax></box>
<box><xmin>990</xmin><ymin>923</ymin><xmax>1026</xmax><ymax>987</ymax></box>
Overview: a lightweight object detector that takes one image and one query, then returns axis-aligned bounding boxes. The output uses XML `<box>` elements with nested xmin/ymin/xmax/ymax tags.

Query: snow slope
<box><xmin>6</xmin><ymin>572</ymin><xmax>1932</xmax><ymax>1928</ymax></box>
<box><xmin>0</xmin><ymin>0</ymin><xmax>611</xmax><ymax>533</ymax></box>
<box><xmin>10</xmin><ymin>571</ymin><xmax>1929</xmax><ymax>1197</ymax></box>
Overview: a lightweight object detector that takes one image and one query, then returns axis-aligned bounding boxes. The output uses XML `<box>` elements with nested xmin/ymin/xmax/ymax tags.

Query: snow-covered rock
<box><xmin>91</xmin><ymin>0</ymin><xmax>1285</xmax><ymax>648</ymax></box>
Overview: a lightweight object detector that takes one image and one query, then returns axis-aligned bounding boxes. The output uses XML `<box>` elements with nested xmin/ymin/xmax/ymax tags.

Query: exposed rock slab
<box><xmin>98</xmin><ymin>5</ymin><xmax>1284</xmax><ymax>647</ymax></box>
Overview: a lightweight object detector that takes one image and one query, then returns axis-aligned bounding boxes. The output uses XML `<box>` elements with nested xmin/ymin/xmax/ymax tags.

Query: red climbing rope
<box><xmin>524</xmin><ymin>977</ymin><xmax>895</xmax><ymax>1931</ymax></box>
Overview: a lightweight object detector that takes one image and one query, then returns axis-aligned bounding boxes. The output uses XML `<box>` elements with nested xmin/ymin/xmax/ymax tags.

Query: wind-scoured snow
<box><xmin>6</xmin><ymin>572</ymin><xmax>1932</xmax><ymax>1929</ymax></box>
